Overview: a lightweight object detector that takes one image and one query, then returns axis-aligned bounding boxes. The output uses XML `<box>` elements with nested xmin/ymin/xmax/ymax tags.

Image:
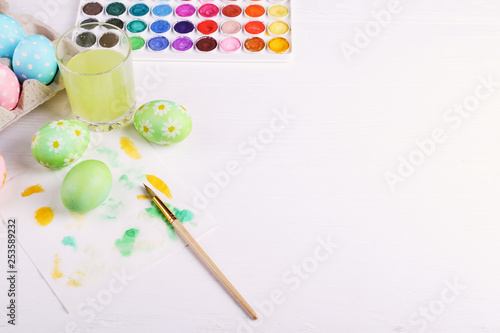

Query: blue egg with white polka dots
<box><xmin>12</xmin><ymin>35</ymin><xmax>57</xmax><ymax>85</ymax></box>
<box><xmin>0</xmin><ymin>14</ymin><xmax>27</xmax><ymax>60</ymax></box>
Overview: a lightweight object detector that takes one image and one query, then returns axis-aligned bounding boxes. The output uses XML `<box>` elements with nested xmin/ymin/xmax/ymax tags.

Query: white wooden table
<box><xmin>2</xmin><ymin>0</ymin><xmax>500</xmax><ymax>332</ymax></box>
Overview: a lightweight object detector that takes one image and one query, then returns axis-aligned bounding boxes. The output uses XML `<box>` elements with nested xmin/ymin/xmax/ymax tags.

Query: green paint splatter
<box><xmin>173</xmin><ymin>207</ymin><xmax>195</xmax><ymax>225</ymax></box>
<box><xmin>115</xmin><ymin>228</ymin><xmax>139</xmax><ymax>256</ymax></box>
<box><xmin>96</xmin><ymin>147</ymin><xmax>122</xmax><ymax>168</ymax></box>
<box><xmin>119</xmin><ymin>174</ymin><xmax>135</xmax><ymax>190</ymax></box>
<box><xmin>145</xmin><ymin>201</ymin><xmax>195</xmax><ymax>240</ymax></box>
<box><xmin>145</xmin><ymin>203</ymin><xmax>173</xmax><ymax>238</ymax></box>
<box><xmin>96</xmin><ymin>146</ymin><xmax>145</xmax><ymax>194</ymax></box>
<box><xmin>128</xmin><ymin>168</ymin><xmax>146</xmax><ymax>182</ymax></box>
<box><xmin>62</xmin><ymin>236</ymin><xmax>77</xmax><ymax>252</ymax></box>
<box><xmin>96</xmin><ymin>148</ymin><xmax>144</xmax><ymax>178</ymax></box>
<box><xmin>100</xmin><ymin>198</ymin><xmax>123</xmax><ymax>220</ymax></box>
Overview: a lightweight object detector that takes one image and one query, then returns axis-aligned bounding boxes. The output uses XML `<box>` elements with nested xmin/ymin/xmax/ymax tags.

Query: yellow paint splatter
<box><xmin>120</xmin><ymin>137</ymin><xmax>142</xmax><ymax>160</ymax></box>
<box><xmin>66</xmin><ymin>279</ymin><xmax>81</xmax><ymax>287</ymax></box>
<box><xmin>34</xmin><ymin>207</ymin><xmax>54</xmax><ymax>226</ymax></box>
<box><xmin>51</xmin><ymin>254</ymin><xmax>64</xmax><ymax>280</ymax></box>
<box><xmin>21</xmin><ymin>184</ymin><xmax>44</xmax><ymax>197</ymax></box>
<box><xmin>66</xmin><ymin>214</ymin><xmax>84</xmax><ymax>230</ymax></box>
<box><xmin>66</xmin><ymin>271</ymin><xmax>86</xmax><ymax>287</ymax></box>
<box><xmin>0</xmin><ymin>153</ymin><xmax>5</xmax><ymax>188</ymax></box>
<box><xmin>146</xmin><ymin>174</ymin><xmax>172</xmax><ymax>199</ymax></box>
<box><xmin>69</xmin><ymin>211</ymin><xmax>86</xmax><ymax>221</ymax></box>
<box><xmin>137</xmin><ymin>195</ymin><xmax>150</xmax><ymax>200</ymax></box>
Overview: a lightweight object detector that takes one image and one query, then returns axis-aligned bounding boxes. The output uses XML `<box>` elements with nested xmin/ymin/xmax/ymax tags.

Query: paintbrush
<box><xmin>143</xmin><ymin>184</ymin><xmax>258</xmax><ymax>320</ymax></box>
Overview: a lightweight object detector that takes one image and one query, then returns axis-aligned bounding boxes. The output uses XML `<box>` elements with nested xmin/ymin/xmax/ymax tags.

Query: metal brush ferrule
<box><xmin>154</xmin><ymin>197</ymin><xmax>176</xmax><ymax>224</ymax></box>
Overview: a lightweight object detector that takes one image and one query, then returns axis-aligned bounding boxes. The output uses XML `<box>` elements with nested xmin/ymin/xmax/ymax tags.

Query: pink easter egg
<box><xmin>0</xmin><ymin>63</ymin><xmax>20</xmax><ymax>111</ymax></box>
<box><xmin>0</xmin><ymin>153</ymin><xmax>6</xmax><ymax>191</ymax></box>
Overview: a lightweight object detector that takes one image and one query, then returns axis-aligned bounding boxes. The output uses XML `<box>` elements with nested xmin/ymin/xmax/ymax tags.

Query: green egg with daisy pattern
<box><xmin>31</xmin><ymin>119</ymin><xmax>90</xmax><ymax>169</ymax></box>
<box><xmin>133</xmin><ymin>100</ymin><xmax>192</xmax><ymax>145</ymax></box>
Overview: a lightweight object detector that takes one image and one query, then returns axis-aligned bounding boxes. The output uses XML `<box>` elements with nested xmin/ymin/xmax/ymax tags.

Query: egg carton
<box><xmin>0</xmin><ymin>0</ymin><xmax>65</xmax><ymax>133</ymax></box>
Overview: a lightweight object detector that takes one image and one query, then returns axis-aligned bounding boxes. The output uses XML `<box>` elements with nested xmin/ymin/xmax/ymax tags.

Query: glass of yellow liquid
<box><xmin>56</xmin><ymin>22</ymin><xmax>136</xmax><ymax>131</ymax></box>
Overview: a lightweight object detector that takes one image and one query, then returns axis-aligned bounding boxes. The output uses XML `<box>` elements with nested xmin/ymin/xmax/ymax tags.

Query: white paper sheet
<box><xmin>0</xmin><ymin>125</ymin><xmax>218</xmax><ymax>313</ymax></box>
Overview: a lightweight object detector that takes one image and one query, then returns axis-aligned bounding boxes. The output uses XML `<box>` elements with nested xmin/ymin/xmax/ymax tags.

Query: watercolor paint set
<box><xmin>74</xmin><ymin>0</ymin><xmax>292</xmax><ymax>62</ymax></box>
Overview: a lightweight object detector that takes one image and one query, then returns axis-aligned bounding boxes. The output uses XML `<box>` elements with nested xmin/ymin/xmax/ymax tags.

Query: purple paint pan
<box><xmin>172</xmin><ymin>36</ymin><xmax>194</xmax><ymax>52</ymax></box>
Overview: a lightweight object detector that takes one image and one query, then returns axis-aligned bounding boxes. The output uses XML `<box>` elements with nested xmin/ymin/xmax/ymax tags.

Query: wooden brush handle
<box><xmin>172</xmin><ymin>219</ymin><xmax>258</xmax><ymax>320</ymax></box>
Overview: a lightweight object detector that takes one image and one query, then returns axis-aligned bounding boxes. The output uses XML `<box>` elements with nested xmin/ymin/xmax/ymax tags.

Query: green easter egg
<box><xmin>133</xmin><ymin>100</ymin><xmax>192</xmax><ymax>145</ymax></box>
<box><xmin>31</xmin><ymin>119</ymin><xmax>90</xmax><ymax>169</ymax></box>
<box><xmin>61</xmin><ymin>159</ymin><xmax>112</xmax><ymax>213</ymax></box>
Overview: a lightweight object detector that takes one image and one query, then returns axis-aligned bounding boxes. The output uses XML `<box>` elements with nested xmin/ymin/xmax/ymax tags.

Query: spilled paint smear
<box><xmin>51</xmin><ymin>254</ymin><xmax>64</xmax><ymax>279</ymax></box>
<box><xmin>145</xmin><ymin>203</ymin><xmax>175</xmax><ymax>239</ymax></box>
<box><xmin>35</xmin><ymin>207</ymin><xmax>54</xmax><ymax>226</ymax></box>
<box><xmin>96</xmin><ymin>147</ymin><xmax>145</xmax><ymax>184</ymax></box>
<box><xmin>146</xmin><ymin>174</ymin><xmax>172</xmax><ymax>199</ymax></box>
<box><xmin>66</xmin><ymin>279</ymin><xmax>81</xmax><ymax>287</ymax></box>
<box><xmin>70</xmin><ymin>211</ymin><xmax>86</xmax><ymax>222</ymax></box>
<box><xmin>145</xmin><ymin>202</ymin><xmax>165</xmax><ymax>221</ymax></box>
<box><xmin>21</xmin><ymin>184</ymin><xmax>44</xmax><ymax>197</ymax></box>
<box><xmin>66</xmin><ymin>271</ymin><xmax>86</xmax><ymax>287</ymax></box>
<box><xmin>173</xmin><ymin>206</ymin><xmax>197</xmax><ymax>227</ymax></box>
<box><xmin>119</xmin><ymin>174</ymin><xmax>135</xmax><ymax>190</ymax></box>
<box><xmin>128</xmin><ymin>168</ymin><xmax>146</xmax><ymax>182</ymax></box>
<box><xmin>175</xmin><ymin>208</ymin><xmax>195</xmax><ymax>224</ymax></box>
<box><xmin>115</xmin><ymin>228</ymin><xmax>139</xmax><ymax>256</ymax></box>
<box><xmin>145</xmin><ymin>201</ymin><xmax>194</xmax><ymax>240</ymax></box>
<box><xmin>96</xmin><ymin>147</ymin><xmax>122</xmax><ymax>168</ymax></box>
<box><xmin>120</xmin><ymin>136</ymin><xmax>142</xmax><ymax>160</ymax></box>
<box><xmin>62</xmin><ymin>236</ymin><xmax>77</xmax><ymax>252</ymax></box>
<box><xmin>137</xmin><ymin>195</ymin><xmax>150</xmax><ymax>200</ymax></box>
<box><xmin>100</xmin><ymin>197</ymin><xmax>123</xmax><ymax>220</ymax></box>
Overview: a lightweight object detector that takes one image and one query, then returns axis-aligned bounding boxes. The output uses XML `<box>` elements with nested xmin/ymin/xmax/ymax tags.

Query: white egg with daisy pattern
<box><xmin>133</xmin><ymin>100</ymin><xmax>192</xmax><ymax>145</ymax></box>
<box><xmin>31</xmin><ymin>119</ymin><xmax>90</xmax><ymax>169</ymax></box>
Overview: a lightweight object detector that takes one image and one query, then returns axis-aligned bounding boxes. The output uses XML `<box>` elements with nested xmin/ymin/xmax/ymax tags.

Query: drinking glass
<box><xmin>56</xmin><ymin>22</ymin><xmax>136</xmax><ymax>131</ymax></box>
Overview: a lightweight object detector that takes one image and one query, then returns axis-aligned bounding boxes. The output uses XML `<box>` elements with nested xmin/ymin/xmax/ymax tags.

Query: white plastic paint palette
<box><xmin>75</xmin><ymin>0</ymin><xmax>292</xmax><ymax>62</ymax></box>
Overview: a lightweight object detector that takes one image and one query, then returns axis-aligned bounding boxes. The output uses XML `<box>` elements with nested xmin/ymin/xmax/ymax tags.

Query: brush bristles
<box><xmin>143</xmin><ymin>184</ymin><xmax>157</xmax><ymax>198</ymax></box>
